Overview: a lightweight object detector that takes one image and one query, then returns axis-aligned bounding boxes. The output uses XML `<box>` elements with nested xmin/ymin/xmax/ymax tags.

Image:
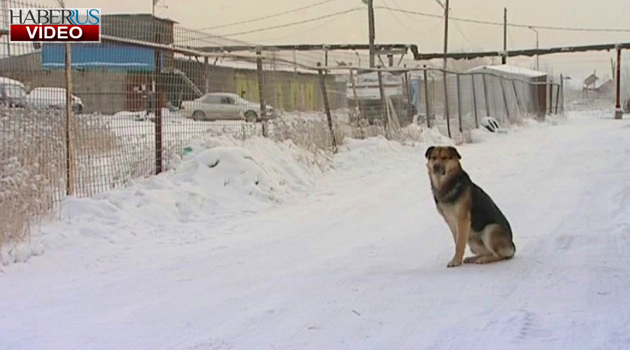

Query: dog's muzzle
<box><xmin>433</xmin><ymin>164</ymin><xmax>446</xmax><ymax>176</ymax></box>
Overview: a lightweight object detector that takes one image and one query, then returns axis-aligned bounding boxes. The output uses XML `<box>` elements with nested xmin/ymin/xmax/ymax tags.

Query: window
<box><xmin>202</xmin><ymin>95</ymin><xmax>221</xmax><ymax>104</ymax></box>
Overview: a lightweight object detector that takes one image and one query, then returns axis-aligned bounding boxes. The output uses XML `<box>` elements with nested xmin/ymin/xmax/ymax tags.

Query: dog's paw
<box><xmin>463</xmin><ymin>256</ymin><xmax>479</xmax><ymax>264</ymax></box>
<box><xmin>474</xmin><ymin>256</ymin><xmax>493</xmax><ymax>264</ymax></box>
<box><xmin>447</xmin><ymin>258</ymin><xmax>462</xmax><ymax>268</ymax></box>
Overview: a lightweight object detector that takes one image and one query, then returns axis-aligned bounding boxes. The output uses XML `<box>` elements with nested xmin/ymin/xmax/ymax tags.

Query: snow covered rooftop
<box><xmin>468</xmin><ymin>64</ymin><xmax>547</xmax><ymax>78</ymax></box>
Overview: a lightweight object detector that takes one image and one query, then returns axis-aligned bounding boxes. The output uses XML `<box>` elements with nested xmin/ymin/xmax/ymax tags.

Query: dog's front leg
<box><xmin>448</xmin><ymin>213</ymin><xmax>471</xmax><ymax>268</ymax></box>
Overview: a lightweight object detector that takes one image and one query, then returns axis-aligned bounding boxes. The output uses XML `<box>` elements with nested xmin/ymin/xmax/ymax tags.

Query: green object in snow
<box><xmin>183</xmin><ymin>147</ymin><xmax>193</xmax><ymax>157</ymax></box>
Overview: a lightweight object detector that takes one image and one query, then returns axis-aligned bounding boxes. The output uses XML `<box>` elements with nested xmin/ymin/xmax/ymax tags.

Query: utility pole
<box><xmin>528</xmin><ymin>26</ymin><xmax>539</xmax><ymax>71</ymax></box>
<box><xmin>442</xmin><ymin>0</ymin><xmax>449</xmax><ymax>72</ymax></box>
<box><xmin>502</xmin><ymin>7</ymin><xmax>507</xmax><ymax>65</ymax></box>
<box><xmin>440</xmin><ymin>0</ymin><xmax>451</xmax><ymax>137</ymax></box>
<box><xmin>367</xmin><ymin>0</ymin><xmax>376</xmax><ymax>68</ymax></box>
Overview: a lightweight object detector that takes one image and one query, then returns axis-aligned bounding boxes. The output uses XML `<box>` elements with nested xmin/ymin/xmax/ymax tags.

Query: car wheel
<box><xmin>192</xmin><ymin>110</ymin><xmax>205</xmax><ymax>121</ymax></box>
<box><xmin>245</xmin><ymin>111</ymin><xmax>258</xmax><ymax>123</ymax></box>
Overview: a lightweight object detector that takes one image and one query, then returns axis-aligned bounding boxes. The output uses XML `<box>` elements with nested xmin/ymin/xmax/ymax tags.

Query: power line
<box><xmin>196</xmin><ymin>0</ymin><xmax>341</xmax><ymax>32</ymax></box>
<box><xmin>453</xmin><ymin>22</ymin><xmax>473</xmax><ymax>46</ymax></box>
<box><xmin>381</xmin><ymin>0</ymin><xmax>426</xmax><ymax>34</ymax></box>
<box><xmin>251</xmin><ymin>13</ymin><xmax>344</xmax><ymax>42</ymax></box>
<box><xmin>219</xmin><ymin>7</ymin><xmax>365</xmax><ymax>37</ymax></box>
<box><xmin>375</xmin><ymin>6</ymin><xmax>630</xmax><ymax>33</ymax></box>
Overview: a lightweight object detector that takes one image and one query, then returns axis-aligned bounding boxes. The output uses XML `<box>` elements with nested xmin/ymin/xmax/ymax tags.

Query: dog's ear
<box><xmin>424</xmin><ymin>146</ymin><xmax>435</xmax><ymax>159</ymax></box>
<box><xmin>448</xmin><ymin>146</ymin><xmax>461</xmax><ymax>159</ymax></box>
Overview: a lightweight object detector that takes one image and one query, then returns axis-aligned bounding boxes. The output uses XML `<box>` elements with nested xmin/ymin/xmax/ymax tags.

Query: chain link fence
<box><xmin>0</xmin><ymin>0</ymin><xmax>565</xmax><ymax>248</ymax></box>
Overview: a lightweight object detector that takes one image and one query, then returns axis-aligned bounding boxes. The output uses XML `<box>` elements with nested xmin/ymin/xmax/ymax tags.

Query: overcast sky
<box><xmin>40</xmin><ymin>0</ymin><xmax>630</xmax><ymax>85</ymax></box>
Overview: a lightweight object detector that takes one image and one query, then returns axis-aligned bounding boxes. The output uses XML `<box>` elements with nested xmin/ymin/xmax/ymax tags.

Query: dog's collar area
<box><xmin>432</xmin><ymin>171</ymin><xmax>468</xmax><ymax>204</ymax></box>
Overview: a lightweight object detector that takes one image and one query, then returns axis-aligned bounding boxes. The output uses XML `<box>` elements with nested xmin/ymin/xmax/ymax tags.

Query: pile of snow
<box><xmin>6</xmin><ymin>135</ymin><xmax>328</xmax><ymax>264</ymax></box>
<box><xmin>395</xmin><ymin>123</ymin><xmax>455</xmax><ymax>147</ymax></box>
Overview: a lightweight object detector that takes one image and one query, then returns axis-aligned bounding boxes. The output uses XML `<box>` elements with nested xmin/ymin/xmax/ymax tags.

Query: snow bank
<box><xmin>8</xmin><ymin>135</ymin><xmax>327</xmax><ymax>264</ymax></box>
<box><xmin>65</xmin><ymin>135</ymin><xmax>326</xmax><ymax>223</ymax></box>
<box><xmin>396</xmin><ymin>123</ymin><xmax>455</xmax><ymax>146</ymax></box>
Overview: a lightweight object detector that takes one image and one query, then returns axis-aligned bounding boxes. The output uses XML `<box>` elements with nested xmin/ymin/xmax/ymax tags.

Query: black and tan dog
<box><xmin>425</xmin><ymin>146</ymin><xmax>516</xmax><ymax>268</ymax></box>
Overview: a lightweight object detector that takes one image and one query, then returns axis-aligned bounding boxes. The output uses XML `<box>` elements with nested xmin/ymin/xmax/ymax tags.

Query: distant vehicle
<box><xmin>180</xmin><ymin>92</ymin><xmax>278</xmax><ymax>122</ymax></box>
<box><xmin>26</xmin><ymin>87</ymin><xmax>84</xmax><ymax>113</ymax></box>
<box><xmin>0</xmin><ymin>77</ymin><xmax>27</xmax><ymax>107</ymax></box>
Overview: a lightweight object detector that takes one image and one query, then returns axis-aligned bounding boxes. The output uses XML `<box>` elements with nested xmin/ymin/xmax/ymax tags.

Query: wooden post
<box><xmin>456</xmin><ymin>74</ymin><xmax>463</xmax><ymax>133</ymax></box>
<box><xmin>471</xmin><ymin>74</ymin><xmax>479</xmax><ymax>128</ymax></box>
<box><xmin>256</xmin><ymin>50</ymin><xmax>268</xmax><ymax>136</ymax></box>
<box><xmin>423</xmin><ymin>65</ymin><xmax>431</xmax><ymax>128</ymax></box>
<box><xmin>64</xmin><ymin>42</ymin><xmax>74</xmax><ymax>195</ymax></box>
<box><xmin>318</xmin><ymin>62</ymin><xmax>337</xmax><ymax>151</ymax></box>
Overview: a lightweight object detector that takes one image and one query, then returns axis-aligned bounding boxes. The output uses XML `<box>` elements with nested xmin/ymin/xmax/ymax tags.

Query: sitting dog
<box><xmin>425</xmin><ymin>146</ymin><xmax>516</xmax><ymax>268</ymax></box>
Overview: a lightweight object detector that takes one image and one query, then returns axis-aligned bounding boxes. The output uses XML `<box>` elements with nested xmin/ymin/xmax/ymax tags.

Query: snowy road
<box><xmin>2</xmin><ymin>111</ymin><xmax>630</xmax><ymax>350</ymax></box>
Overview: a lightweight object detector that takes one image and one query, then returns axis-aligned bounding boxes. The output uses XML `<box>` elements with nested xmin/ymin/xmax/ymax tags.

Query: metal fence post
<box><xmin>317</xmin><ymin>62</ymin><xmax>337</xmax><ymax>152</ymax></box>
<box><xmin>203</xmin><ymin>56</ymin><xmax>209</xmax><ymax>93</ymax></box>
<box><xmin>482</xmin><ymin>73</ymin><xmax>490</xmax><ymax>117</ymax></box>
<box><xmin>377</xmin><ymin>67</ymin><xmax>389</xmax><ymax>134</ymax></box>
<box><xmin>560</xmin><ymin>74</ymin><xmax>565</xmax><ymax>114</ymax></box>
<box><xmin>443</xmin><ymin>70</ymin><xmax>452</xmax><ymax>138</ymax></box>
<box><xmin>471</xmin><ymin>74</ymin><xmax>479</xmax><ymax>128</ymax></box>
<box><xmin>554</xmin><ymin>83</ymin><xmax>560</xmax><ymax>114</ymax></box>
<box><xmin>154</xmin><ymin>45</ymin><xmax>163</xmax><ymax>174</ymax></box>
<box><xmin>615</xmin><ymin>48</ymin><xmax>623</xmax><ymax>119</ymax></box>
<box><xmin>256</xmin><ymin>50</ymin><xmax>268</xmax><ymax>137</ymax></box>
<box><xmin>500</xmin><ymin>78</ymin><xmax>510</xmax><ymax>121</ymax></box>
<box><xmin>403</xmin><ymin>69</ymin><xmax>414</xmax><ymax>124</ymax></box>
<box><xmin>423</xmin><ymin>65</ymin><xmax>431</xmax><ymax>128</ymax></box>
<box><xmin>456</xmin><ymin>73</ymin><xmax>463</xmax><ymax>133</ymax></box>
<box><xmin>64</xmin><ymin>42</ymin><xmax>74</xmax><ymax>195</ymax></box>
<box><xmin>549</xmin><ymin>78</ymin><xmax>553</xmax><ymax>114</ymax></box>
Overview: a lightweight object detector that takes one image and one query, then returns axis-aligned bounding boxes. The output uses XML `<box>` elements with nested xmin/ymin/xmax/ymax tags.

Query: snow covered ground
<box><xmin>2</xmin><ymin>109</ymin><xmax>630</xmax><ymax>350</ymax></box>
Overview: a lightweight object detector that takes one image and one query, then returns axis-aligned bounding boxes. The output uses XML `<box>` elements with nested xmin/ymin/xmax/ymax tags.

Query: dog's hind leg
<box><xmin>463</xmin><ymin>234</ymin><xmax>492</xmax><ymax>264</ymax></box>
<box><xmin>470</xmin><ymin>224</ymin><xmax>515</xmax><ymax>264</ymax></box>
